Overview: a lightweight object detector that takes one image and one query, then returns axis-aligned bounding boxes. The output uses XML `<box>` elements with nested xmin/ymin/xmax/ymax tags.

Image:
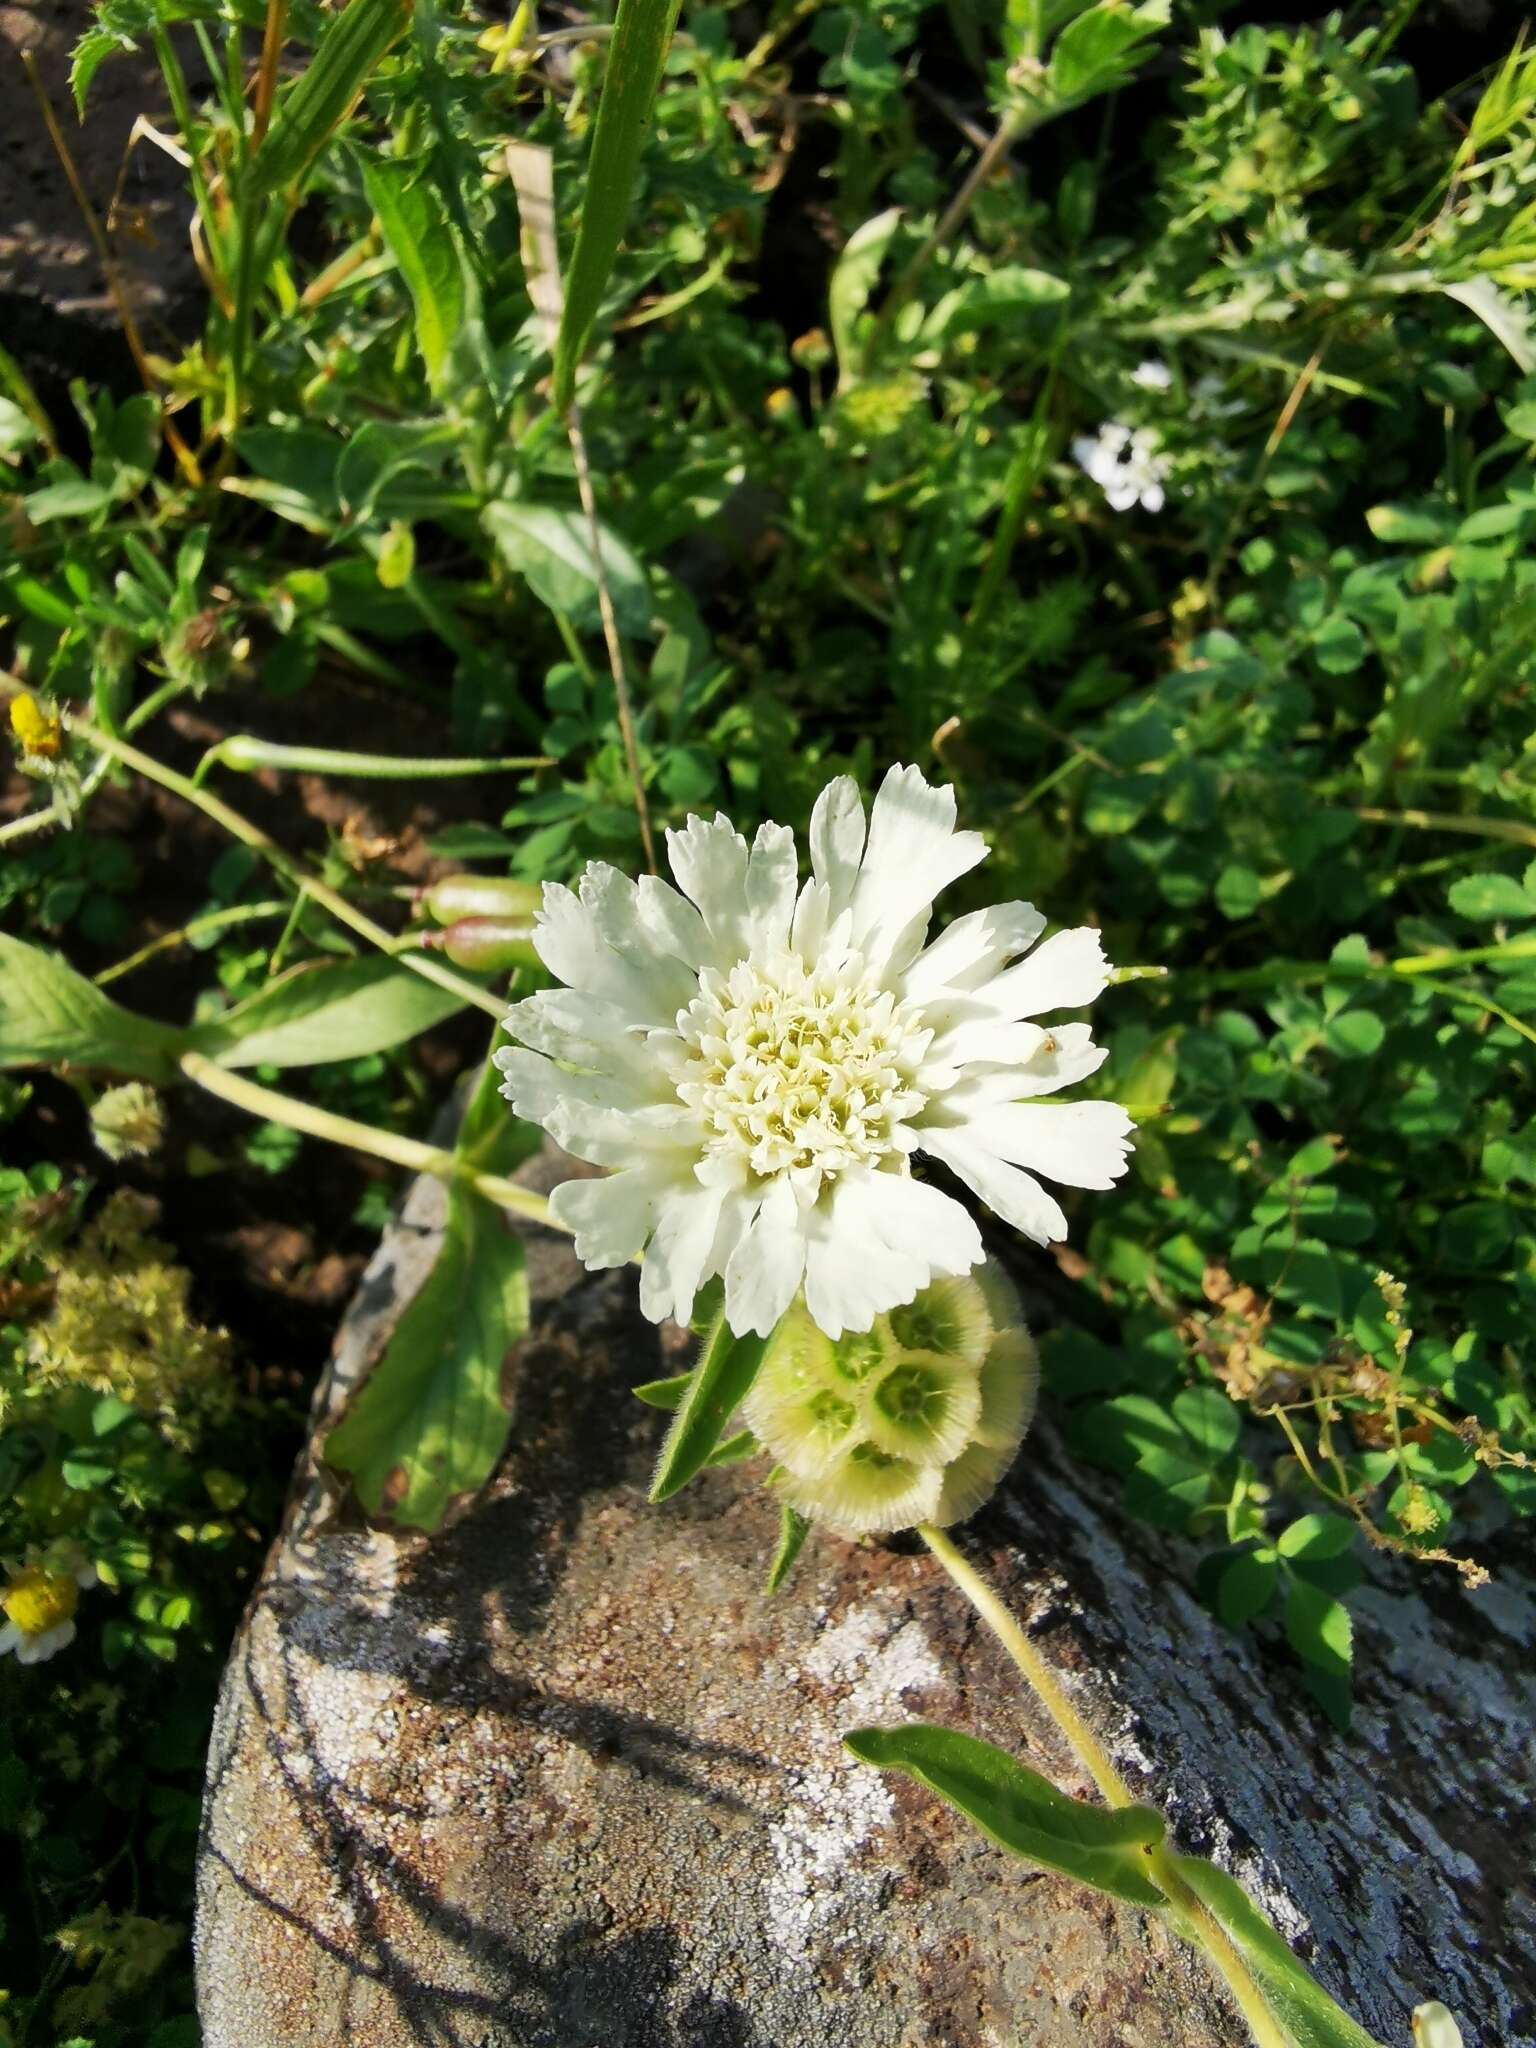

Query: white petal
<box><xmin>903</xmin><ymin>901</ymin><xmax>1045</xmax><ymax>1005</ymax></box>
<box><xmin>635</xmin><ymin>873</ymin><xmax>713</xmax><ymax>971</ymax></box>
<box><xmin>917</xmin><ymin>1128</ymin><xmax>1068</xmax><ymax>1246</ymax></box>
<box><xmin>932</xmin><ymin>1021</ymin><xmax>1107</xmax><ymax>1097</ymax></box>
<box><xmin>638</xmin><ymin>1176</ymin><xmax>727</xmax><ymax>1327</ymax></box>
<box><xmin>1142</xmin><ymin>484</ymin><xmax>1165</xmax><ymax>513</ymax></box>
<box><xmin>534</xmin><ymin>879</ymin><xmax>682</xmax><ymax>1025</ymax></box>
<box><xmin>549</xmin><ymin>1168</ymin><xmax>667</xmax><ymax>1269</ymax></box>
<box><xmin>667</xmin><ymin>813</ymin><xmax>752</xmax><ymax>959</ymax></box>
<box><xmin>801</xmin><ymin>1182</ymin><xmax>918</xmax><ymax>1338</ymax></box>
<box><xmin>808</xmin><ymin>774</ymin><xmax>866</xmax><ymax>919</ymax></box>
<box><xmin>724</xmin><ymin>1176</ymin><xmax>807</xmax><ymax>1337</ymax></box>
<box><xmin>977</xmin><ymin>926</ymin><xmax>1110</xmax><ymax>1019</ymax></box>
<box><xmin>500</xmin><ymin>990</ymin><xmax>658</xmax><ymax>1087</ymax></box>
<box><xmin>581</xmin><ymin>865</ymin><xmax>696</xmax><ymax>1010</ymax></box>
<box><xmin>848</xmin><ymin>764</ymin><xmax>987</xmax><ymax>968</ymax></box>
<box><xmin>979</xmin><ymin>1101</ymin><xmax>1136</xmax><ymax>1190</ymax></box>
<box><xmin>790</xmin><ymin>877</ymin><xmax>832</xmax><ymax>959</ymax></box>
<box><xmin>499</xmin><ymin>1048</ymin><xmax>694</xmax><ymax>1165</ymax></box>
<box><xmin>801</xmin><ymin>1168</ymin><xmax>982</xmax><ymax>1336</ymax></box>
<box><xmin>745</xmin><ymin>822</ymin><xmax>798</xmax><ymax>955</ymax></box>
<box><xmin>0</xmin><ymin>1624</ymin><xmax>21</xmax><ymax>1657</ymax></box>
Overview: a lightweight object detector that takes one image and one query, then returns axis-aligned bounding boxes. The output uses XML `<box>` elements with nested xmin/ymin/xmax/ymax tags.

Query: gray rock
<box><xmin>196</xmin><ymin>1147</ymin><xmax>1535</xmax><ymax>2048</ymax></box>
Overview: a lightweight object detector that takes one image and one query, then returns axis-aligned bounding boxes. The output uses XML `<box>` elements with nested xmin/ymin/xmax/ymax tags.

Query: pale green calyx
<box><xmin>744</xmin><ymin>1264</ymin><xmax>1038</xmax><ymax>1536</ymax></box>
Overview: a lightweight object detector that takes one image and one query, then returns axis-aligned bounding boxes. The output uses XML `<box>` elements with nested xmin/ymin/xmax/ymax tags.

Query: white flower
<box><xmin>1073</xmin><ymin>421</ymin><xmax>1171</xmax><ymax>513</ymax></box>
<box><xmin>497</xmin><ymin>766</ymin><xmax>1132</xmax><ymax>1340</ymax></box>
<box><xmin>0</xmin><ymin>1557</ymin><xmax>96</xmax><ymax>1665</ymax></box>
<box><xmin>1131</xmin><ymin>358</ymin><xmax>1173</xmax><ymax>390</ymax></box>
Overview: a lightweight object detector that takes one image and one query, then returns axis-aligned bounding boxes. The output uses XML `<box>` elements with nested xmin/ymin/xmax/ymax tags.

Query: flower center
<box><xmin>677</xmin><ymin>956</ymin><xmax>929</xmax><ymax>1187</ymax></box>
<box><xmin>3</xmin><ymin>1567</ymin><xmax>78</xmax><ymax>1638</ymax></box>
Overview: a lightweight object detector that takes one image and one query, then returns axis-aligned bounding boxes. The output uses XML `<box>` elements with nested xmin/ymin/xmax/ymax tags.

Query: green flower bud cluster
<box><xmin>743</xmin><ymin>1265</ymin><xmax>1038</xmax><ymax>1537</ymax></box>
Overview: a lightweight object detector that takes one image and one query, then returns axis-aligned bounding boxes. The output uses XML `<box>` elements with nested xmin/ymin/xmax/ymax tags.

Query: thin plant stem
<box><xmin>918</xmin><ymin>1524</ymin><xmax>1289</xmax><ymax>2048</ymax></box>
<box><xmin>0</xmin><ymin>674</ymin><xmax>504</xmax><ymax>1022</ymax></box>
<box><xmin>564</xmin><ymin>404</ymin><xmax>658</xmax><ymax>874</ymax></box>
<box><xmin>251</xmin><ymin>0</ymin><xmax>290</xmax><ymax>149</ymax></box>
<box><xmin>94</xmin><ymin>900</ymin><xmax>291</xmax><ymax>986</ymax></box>
<box><xmin>179</xmin><ymin>1052</ymin><xmax>560</xmax><ymax>1229</ymax></box>
<box><xmin>877</xmin><ymin>106</ymin><xmax>1031</xmax><ymax>340</ymax></box>
<box><xmin>1352</xmin><ymin>805</ymin><xmax>1536</xmax><ymax>851</ymax></box>
<box><xmin>193</xmin><ymin>737</ymin><xmax>552</xmax><ymax>785</ymax></box>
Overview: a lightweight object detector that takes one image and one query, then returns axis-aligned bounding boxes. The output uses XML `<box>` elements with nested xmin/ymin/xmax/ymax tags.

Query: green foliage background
<box><xmin>1</xmin><ymin>0</ymin><xmax>1534</xmax><ymax>2036</ymax></box>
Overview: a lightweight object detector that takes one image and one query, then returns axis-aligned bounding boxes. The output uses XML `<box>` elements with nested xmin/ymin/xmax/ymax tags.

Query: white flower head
<box><xmin>1131</xmin><ymin>357</ymin><xmax>1173</xmax><ymax>390</ymax></box>
<box><xmin>1073</xmin><ymin>421</ymin><xmax>1171</xmax><ymax>513</ymax></box>
<box><xmin>497</xmin><ymin>766</ymin><xmax>1132</xmax><ymax>1340</ymax></box>
<box><xmin>0</xmin><ymin>1554</ymin><xmax>96</xmax><ymax>1666</ymax></box>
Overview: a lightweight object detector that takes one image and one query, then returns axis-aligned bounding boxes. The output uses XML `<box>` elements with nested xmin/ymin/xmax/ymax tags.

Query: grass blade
<box><xmin>251</xmin><ymin>0</ymin><xmax>413</xmax><ymax>198</ymax></box>
<box><xmin>552</xmin><ymin>0</ymin><xmax>683</xmax><ymax>410</ymax></box>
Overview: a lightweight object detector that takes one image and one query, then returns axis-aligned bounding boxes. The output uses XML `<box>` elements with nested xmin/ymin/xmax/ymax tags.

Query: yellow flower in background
<box><xmin>9</xmin><ymin>693</ymin><xmax>63</xmax><ymax>760</ymax></box>
<box><xmin>0</xmin><ymin>1556</ymin><xmax>96</xmax><ymax>1665</ymax></box>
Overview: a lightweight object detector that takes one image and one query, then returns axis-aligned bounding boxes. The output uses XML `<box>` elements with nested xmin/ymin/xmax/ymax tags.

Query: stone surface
<box><xmin>196</xmin><ymin>1148</ymin><xmax>1536</xmax><ymax>2048</ymax></box>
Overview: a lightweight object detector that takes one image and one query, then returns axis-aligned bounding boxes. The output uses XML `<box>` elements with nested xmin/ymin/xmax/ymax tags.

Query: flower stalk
<box><xmin>919</xmin><ymin>1523</ymin><xmax>1290</xmax><ymax>2048</ymax></box>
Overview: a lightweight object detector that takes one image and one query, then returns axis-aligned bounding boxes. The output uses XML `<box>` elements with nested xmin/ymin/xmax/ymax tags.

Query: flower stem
<box><xmin>917</xmin><ymin>1524</ymin><xmax>1289</xmax><ymax>2048</ymax></box>
<box><xmin>178</xmin><ymin>1051</ymin><xmax>562</xmax><ymax>1230</ymax></box>
<box><xmin>0</xmin><ymin>675</ymin><xmax>505</xmax><ymax>1025</ymax></box>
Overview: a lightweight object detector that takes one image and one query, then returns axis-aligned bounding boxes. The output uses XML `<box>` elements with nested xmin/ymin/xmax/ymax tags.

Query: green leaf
<box><xmin>1324</xmin><ymin>1008</ymin><xmax>1386</xmax><ymax>1060</ymax></box>
<box><xmin>1276</xmin><ymin>1514</ymin><xmax>1356</xmax><ymax>1562</ymax></box>
<box><xmin>1447</xmin><ymin>873</ymin><xmax>1535</xmax><ymax>922</ymax></box>
<box><xmin>1168</xmin><ymin>1854</ymin><xmax>1383</xmax><ymax>2048</ymax></box>
<box><xmin>323</xmin><ymin>1186</ymin><xmax>528</xmax><ymax>1528</ymax></box>
<box><xmin>1217</xmin><ymin>1549</ymin><xmax>1278</xmax><ymax>1627</ymax></box>
<box><xmin>0</xmin><ymin>934</ymin><xmax>185</xmax><ymax>1081</ymax></box>
<box><xmin>1364</xmin><ymin>503</ymin><xmax>1452</xmax><ymax>545</ymax></box>
<box><xmin>650</xmin><ymin>1319</ymin><xmax>768</xmax><ymax>1502</ymax></box>
<box><xmin>1284</xmin><ymin>1579</ymin><xmax>1353</xmax><ymax>1728</ymax></box>
<box><xmin>188</xmin><ymin>956</ymin><xmax>471</xmax><ymax>1069</ymax></box>
<box><xmin>829</xmin><ymin>207</ymin><xmax>902</xmax><ymax>384</ymax></box>
<box><xmin>1172</xmin><ymin>1385</ymin><xmax>1241</xmax><ymax>1458</ymax></box>
<box><xmin>1438</xmin><ymin>277</ymin><xmax>1536</xmax><ymax>375</ymax></box>
<box><xmin>632</xmin><ymin>1372</ymin><xmax>691</xmax><ymax>1410</ymax></box>
<box><xmin>766</xmin><ymin>1503</ymin><xmax>810</xmax><ymax>1594</ymax></box>
<box><xmin>362</xmin><ymin>157</ymin><xmax>468</xmax><ymax>397</ymax></box>
<box><xmin>1049</xmin><ymin>0</ymin><xmax>1169</xmax><ymax>103</ymax></box>
<box><xmin>552</xmin><ymin>0</ymin><xmax>685</xmax><ymax>409</ymax></box>
<box><xmin>484</xmin><ymin>501</ymin><xmax>651</xmax><ymax>636</ymax></box>
<box><xmin>24</xmin><ymin>478</ymin><xmax>113</xmax><ymax>523</ymax></box>
<box><xmin>843</xmin><ymin>1724</ymin><xmax>1167</xmax><ymax>1908</ymax></box>
<box><xmin>251</xmin><ymin>0</ymin><xmax>413</xmax><ymax>197</ymax></box>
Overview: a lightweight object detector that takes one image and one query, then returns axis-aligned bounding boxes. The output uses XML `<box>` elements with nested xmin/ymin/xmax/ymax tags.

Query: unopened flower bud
<box><xmin>420</xmin><ymin>917</ymin><xmax>541</xmax><ymax>973</ymax></box>
<box><xmin>790</xmin><ymin>328</ymin><xmax>832</xmax><ymax>370</ymax></box>
<box><xmin>90</xmin><ymin>1082</ymin><xmax>166</xmax><ymax>1162</ymax></box>
<box><xmin>744</xmin><ymin>1264</ymin><xmax>1038</xmax><ymax>1537</ymax></box>
<box><xmin>9</xmin><ymin>692</ymin><xmax>63</xmax><ymax>760</ymax></box>
<box><xmin>765</xmin><ymin>387</ymin><xmax>798</xmax><ymax>425</ymax></box>
<box><xmin>421</xmin><ymin>875</ymin><xmax>544</xmax><ymax>926</ymax></box>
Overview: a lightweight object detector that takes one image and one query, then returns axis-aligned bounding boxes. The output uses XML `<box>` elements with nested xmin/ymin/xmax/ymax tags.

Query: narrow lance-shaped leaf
<box><xmin>323</xmin><ymin>1184</ymin><xmax>529</xmax><ymax>1528</ymax></box>
<box><xmin>0</xmin><ymin>933</ymin><xmax>186</xmax><ymax>1082</ymax></box>
<box><xmin>551</xmin><ymin>0</ymin><xmax>684</xmax><ymax>411</ymax></box>
<box><xmin>765</xmin><ymin>1502</ymin><xmax>810</xmax><ymax>1594</ymax></box>
<box><xmin>1169</xmin><ymin>1854</ymin><xmax>1386</xmax><ymax>2048</ymax></box>
<box><xmin>650</xmin><ymin>1318</ymin><xmax>768</xmax><ymax>1503</ymax></box>
<box><xmin>186</xmin><ymin>955</ymin><xmax>472</xmax><ymax>1070</ymax></box>
<box><xmin>362</xmin><ymin>156</ymin><xmax>469</xmax><ymax>397</ymax></box>
<box><xmin>844</xmin><ymin>1723</ymin><xmax>1168</xmax><ymax>1908</ymax></box>
<box><xmin>251</xmin><ymin>0</ymin><xmax>414</xmax><ymax>198</ymax></box>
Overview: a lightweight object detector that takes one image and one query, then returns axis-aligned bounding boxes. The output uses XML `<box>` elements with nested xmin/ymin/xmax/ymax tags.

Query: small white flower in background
<box><xmin>0</xmin><ymin>1554</ymin><xmax>97</xmax><ymax>1665</ymax></box>
<box><xmin>498</xmin><ymin>765</ymin><xmax>1132</xmax><ymax>1340</ymax></box>
<box><xmin>1130</xmin><ymin>357</ymin><xmax>1173</xmax><ymax>390</ymax></box>
<box><xmin>1073</xmin><ymin>421</ymin><xmax>1172</xmax><ymax>513</ymax></box>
